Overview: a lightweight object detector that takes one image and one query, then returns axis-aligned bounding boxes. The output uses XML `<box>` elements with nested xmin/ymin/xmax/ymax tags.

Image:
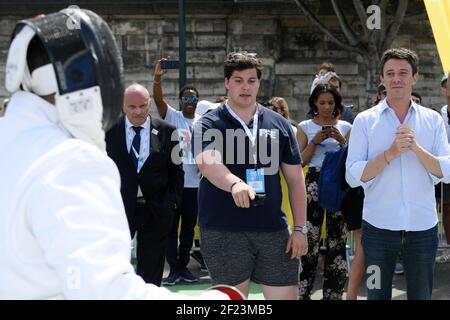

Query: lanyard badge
<box><xmin>246</xmin><ymin>168</ymin><xmax>265</xmax><ymax>193</ymax></box>
<box><xmin>226</xmin><ymin>104</ymin><xmax>266</xmax><ymax>194</ymax></box>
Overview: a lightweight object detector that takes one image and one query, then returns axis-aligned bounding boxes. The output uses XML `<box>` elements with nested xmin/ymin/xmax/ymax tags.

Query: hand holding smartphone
<box><xmin>160</xmin><ymin>60</ymin><xmax>179</xmax><ymax>69</ymax></box>
<box><xmin>322</xmin><ymin>125</ymin><xmax>333</xmax><ymax>138</ymax></box>
<box><xmin>250</xmin><ymin>194</ymin><xmax>266</xmax><ymax>207</ymax></box>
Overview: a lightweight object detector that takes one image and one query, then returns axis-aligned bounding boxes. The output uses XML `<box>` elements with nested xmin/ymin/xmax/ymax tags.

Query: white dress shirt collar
<box><xmin>378</xmin><ymin>98</ymin><xmax>419</xmax><ymax>116</ymax></box>
<box><xmin>125</xmin><ymin>115</ymin><xmax>150</xmax><ymax>132</ymax></box>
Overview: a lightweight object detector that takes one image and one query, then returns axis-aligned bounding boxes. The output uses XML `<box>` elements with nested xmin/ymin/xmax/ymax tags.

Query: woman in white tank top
<box><xmin>296</xmin><ymin>83</ymin><xmax>351</xmax><ymax>300</ymax></box>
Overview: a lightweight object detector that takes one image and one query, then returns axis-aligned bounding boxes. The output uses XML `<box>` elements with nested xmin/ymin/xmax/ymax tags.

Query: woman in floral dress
<box><xmin>296</xmin><ymin>83</ymin><xmax>352</xmax><ymax>300</ymax></box>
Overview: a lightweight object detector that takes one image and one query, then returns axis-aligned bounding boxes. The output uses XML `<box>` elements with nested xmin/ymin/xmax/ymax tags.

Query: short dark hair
<box><xmin>308</xmin><ymin>83</ymin><xmax>343</xmax><ymax>118</ymax></box>
<box><xmin>380</xmin><ymin>48</ymin><xmax>419</xmax><ymax>76</ymax></box>
<box><xmin>411</xmin><ymin>91</ymin><xmax>422</xmax><ymax>103</ymax></box>
<box><xmin>224</xmin><ymin>51</ymin><xmax>262</xmax><ymax>80</ymax></box>
<box><xmin>178</xmin><ymin>85</ymin><xmax>199</xmax><ymax>99</ymax></box>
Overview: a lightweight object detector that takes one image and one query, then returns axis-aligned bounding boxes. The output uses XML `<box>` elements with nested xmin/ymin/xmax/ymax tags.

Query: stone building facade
<box><xmin>0</xmin><ymin>1</ymin><xmax>445</xmax><ymax>122</ymax></box>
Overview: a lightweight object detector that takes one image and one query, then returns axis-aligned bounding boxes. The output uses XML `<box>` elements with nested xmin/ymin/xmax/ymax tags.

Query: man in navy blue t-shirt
<box><xmin>192</xmin><ymin>51</ymin><xmax>308</xmax><ymax>300</ymax></box>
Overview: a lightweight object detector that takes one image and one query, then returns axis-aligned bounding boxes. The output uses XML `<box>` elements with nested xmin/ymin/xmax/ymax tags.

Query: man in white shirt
<box><xmin>346</xmin><ymin>48</ymin><xmax>450</xmax><ymax>300</ymax></box>
<box><xmin>153</xmin><ymin>60</ymin><xmax>201</xmax><ymax>285</ymax></box>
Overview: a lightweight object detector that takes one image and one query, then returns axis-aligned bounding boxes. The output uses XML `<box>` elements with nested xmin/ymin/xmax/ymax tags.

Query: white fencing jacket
<box><xmin>0</xmin><ymin>91</ymin><xmax>225</xmax><ymax>300</ymax></box>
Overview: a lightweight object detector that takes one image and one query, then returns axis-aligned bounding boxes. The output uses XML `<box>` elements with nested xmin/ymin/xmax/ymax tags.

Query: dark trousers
<box><xmin>166</xmin><ymin>187</ymin><xmax>198</xmax><ymax>271</ymax></box>
<box><xmin>131</xmin><ymin>202</ymin><xmax>173</xmax><ymax>286</ymax></box>
<box><xmin>362</xmin><ymin>220</ymin><xmax>438</xmax><ymax>300</ymax></box>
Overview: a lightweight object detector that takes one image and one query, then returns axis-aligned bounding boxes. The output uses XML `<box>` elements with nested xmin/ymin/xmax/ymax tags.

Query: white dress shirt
<box><xmin>125</xmin><ymin>116</ymin><xmax>150</xmax><ymax>197</ymax></box>
<box><xmin>346</xmin><ymin>100</ymin><xmax>450</xmax><ymax>231</ymax></box>
<box><xmin>125</xmin><ymin>116</ymin><xmax>151</xmax><ymax>170</ymax></box>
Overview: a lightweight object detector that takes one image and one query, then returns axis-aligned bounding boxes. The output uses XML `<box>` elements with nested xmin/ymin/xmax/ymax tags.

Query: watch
<box><xmin>293</xmin><ymin>225</ymin><xmax>308</xmax><ymax>234</ymax></box>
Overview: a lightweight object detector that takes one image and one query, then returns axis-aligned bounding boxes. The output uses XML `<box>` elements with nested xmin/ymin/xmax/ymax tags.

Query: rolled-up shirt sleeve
<box><xmin>433</xmin><ymin>118</ymin><xmax>450</xmax><ymax>184</ymax></box>
<box><xmin>346</xmin><ymin>115</ymin><xmax>374</xmax><ymax>189</ymax></box>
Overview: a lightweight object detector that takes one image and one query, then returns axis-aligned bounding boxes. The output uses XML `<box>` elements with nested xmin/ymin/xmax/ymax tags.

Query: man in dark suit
<box><xmin>106</xmin><ymin>83</ymin><xmax>184</xmax><ymax>286</ymax></box>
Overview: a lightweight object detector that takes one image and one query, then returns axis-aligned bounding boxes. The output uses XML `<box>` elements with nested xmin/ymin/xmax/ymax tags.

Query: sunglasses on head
<box><xmin>227</xmin><ymin>52</ymin><xmax>258</xmax><ymax>60</ymax></box>
<box><xmin>182</xmin><ymin>96</ymin><xmax>199</xmax><ymax>105</ymax></box>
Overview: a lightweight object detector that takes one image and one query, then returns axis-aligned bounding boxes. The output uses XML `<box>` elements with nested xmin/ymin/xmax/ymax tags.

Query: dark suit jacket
<box><xmin>106</xmin><ymin>115</ymin><xmax>184</xmax><ymax>231</ymax></box>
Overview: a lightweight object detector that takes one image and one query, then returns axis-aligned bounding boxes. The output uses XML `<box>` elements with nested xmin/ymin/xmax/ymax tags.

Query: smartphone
<box><xmin>160</xmin><ymin>60</ymin><xmax>179</xmax><ymax>69</ymax></box>
<box><xmin>250</xmin><ymin>194</ymin><xmax>266</xmax><ymax>207</ymax></box>
<box><xmin>322</xmin><ymin>125</ymin><xmax>333</xmax><ymax>130</ymax></box>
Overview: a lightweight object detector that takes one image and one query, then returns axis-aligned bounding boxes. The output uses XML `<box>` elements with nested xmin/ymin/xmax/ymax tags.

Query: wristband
<box><xmin>230</xmin><ymin>180</ymin><xmax>243</xmax><ymax>192</ymax></box>
<box><xmin>384</xmin><ymin>151</ymin><xmax>390</xmax><ymax>165</ymax></box>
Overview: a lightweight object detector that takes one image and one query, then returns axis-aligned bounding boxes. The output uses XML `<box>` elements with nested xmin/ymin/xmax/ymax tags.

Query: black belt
<box><xmin>136</xmin><ymin>197</ymin><xmax>146</xmax><ymax>204</ymax></box>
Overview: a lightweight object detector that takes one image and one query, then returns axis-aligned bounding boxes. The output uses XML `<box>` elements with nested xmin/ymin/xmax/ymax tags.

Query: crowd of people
<box><xmin>2</xmin><ymin>8</ymin><xmax>450</xmax><ymax>301</ymax></box>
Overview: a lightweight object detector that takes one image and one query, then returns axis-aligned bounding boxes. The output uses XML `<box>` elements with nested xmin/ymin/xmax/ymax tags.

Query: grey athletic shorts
<box><xmin>200</xmin><ymin>228</ymin><xmax>300</xmax><ymax>286</ymax></box>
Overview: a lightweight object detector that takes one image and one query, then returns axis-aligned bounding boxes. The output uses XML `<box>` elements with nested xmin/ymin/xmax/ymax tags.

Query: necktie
<box><xmin>130</xmin><ymin>126</ymin><xmax>142</xmax><ymax>168</ymax></box>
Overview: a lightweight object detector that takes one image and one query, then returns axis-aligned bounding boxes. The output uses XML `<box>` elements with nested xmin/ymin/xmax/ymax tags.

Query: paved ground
<box><xmin>163</xmin><ymin>250</ymin><xmax>450</xmax><ymax>300</ymax></box>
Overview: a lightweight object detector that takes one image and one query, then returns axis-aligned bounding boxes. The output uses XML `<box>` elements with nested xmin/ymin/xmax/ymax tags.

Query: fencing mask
<box><xmin>5</xmin><ymin>8</ymin><xmax>124</xmax><ymax>150</ymax></box>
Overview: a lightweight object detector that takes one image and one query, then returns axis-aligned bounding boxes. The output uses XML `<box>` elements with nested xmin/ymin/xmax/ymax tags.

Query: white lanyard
<box><xmin>226</xmin><ymin>103</ymin><xmax>259</xmax><ymax>165</ymax></box>
<box><xmin>225</xmin><ymin>104</ymin><xmax>259</xmax><ymax>146</ymax></box>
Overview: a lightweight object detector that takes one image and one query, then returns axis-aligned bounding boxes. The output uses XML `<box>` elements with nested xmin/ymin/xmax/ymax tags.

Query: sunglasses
<box><xmin>181</xmin><ymin>96</ymin><xmax>199</xmax><ymax>105</ymax></box>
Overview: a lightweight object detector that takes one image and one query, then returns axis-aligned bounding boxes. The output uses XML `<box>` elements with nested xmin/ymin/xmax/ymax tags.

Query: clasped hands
<box><xmin>388</xmin><ymin>124</ymin><xmax>419</xmax><ymax>159</ymax></box>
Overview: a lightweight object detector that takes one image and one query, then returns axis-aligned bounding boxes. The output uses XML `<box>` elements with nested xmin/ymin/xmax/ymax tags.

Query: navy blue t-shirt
<box><xmin>192</xmin><ymin>104</ymin><xmax>301</xmax><ymax>231</ymax></box>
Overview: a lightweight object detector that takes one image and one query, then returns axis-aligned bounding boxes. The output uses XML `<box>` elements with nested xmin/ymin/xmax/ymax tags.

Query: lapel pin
<box><xmin>151</xmin><ymin>128</ymin><xmax>158</xmax><ymax>135</ymax></box>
